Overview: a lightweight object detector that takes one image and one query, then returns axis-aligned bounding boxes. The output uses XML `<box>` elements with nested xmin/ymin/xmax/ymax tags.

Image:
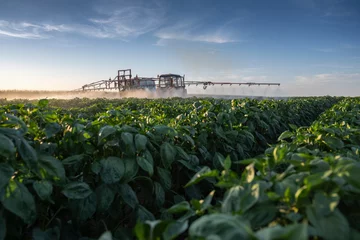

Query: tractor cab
<box><xmin>158</xmin><ymin>74</ymin><xmax>185</xmax><ymax>89</ymax></box>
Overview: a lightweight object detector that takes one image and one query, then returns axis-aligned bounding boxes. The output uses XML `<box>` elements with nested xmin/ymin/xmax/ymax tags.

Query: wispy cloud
<box><xmin>313</xmin><ymin>48</ymin><xmax>336</xmax><ymax>53</ymax></box>
<box><xmin>154</xmin><ymin>19</ymin><xmax>239</xmax><ymax>44</ymax></box>
<box><xmin>0</xmin><ymin>0</ymin><xmax>166</xmax><ymax>40</ymax></box>
<box><xmin>295</xmin><ymin>73</ymin><xmax>360</xmax><ymax>85</ymax></box>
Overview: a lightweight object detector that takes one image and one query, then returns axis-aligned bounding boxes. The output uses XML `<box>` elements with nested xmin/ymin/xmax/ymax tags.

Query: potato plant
<box><xmin>0</xmin><ymin>97</ymin><xmax>341</xmax><ymax>239</ymax></box>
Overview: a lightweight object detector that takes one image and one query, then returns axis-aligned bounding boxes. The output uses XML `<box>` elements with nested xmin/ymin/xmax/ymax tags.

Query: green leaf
<box><xmin>118</xmin><ymin>183</ymin><xmax>139</xmax><ymax>209</ymax></box>
<box><xmin>154</xmin><ymin>181</ymin><xmax>165</xmax><ymax>208</ymax></box>
<box><xmin>135</xmin><ymin>134</ymin><xmax>148</xmax><ymax>151</ymax></box>
<box><xmin>224</xmin><ymin>155</ymin><xmax>232</xmax><ymax>171</ymax></box>
<box><xmin>189</xmin><ymin>213</ymin><xmax>253</xmax><ymax>239</ymax></box>
<box><xmin>98</xmin><ymin>125</ymin><xmax>116</xmax><ymax>144</ymax></box>
<box><xmin>306</xmin><ymin>207</ymin><xmax>350</xmax><ymax>240</ymax></box>
<box><xmin>62</xmin><ymin>154</ymin><xmax>85</xmax><ymax>165</ymax></box>
<box><xmin>313</xmin><ymin>192</ymin><xmax>339</xmax><ymax>217</ymax></box>
<box><xmin>44</xmin><ymin>123</ymin><xmax>61</xmax><ymax>139</ymax></box>
<box><xmin>38</xmin><ymin>99</ymin><xmax>49</xmax><ymax>108</ymax></box>
<box><xmin>184</xmin><ymin>167</ymin><xmax>218</xmax><ymax>188</ymax></box>
<box><xmin>0</xmin><ymin>133</ymin><xmax>16</xmax><ymax>159</ymax></box>
<box><xmin>0</xmin><ymin>212</ymin><xmax>6</xmax><ymax>240</ymax></box>
<box><xmin>160</xmin><ymin>142</ymin><xmax>176</xmax><ymax>169</ymax></box>
<box><xmin>344</xmin><ymin>163</ymin><xmax>360</xmax><ymax>191</ymax></box>
<box><xmin>121</xmin><ymin>132</ymin><xmax>136</xmax><ymax>156</ymax></box>
<box><xmin>69</xmin><ymin>192</ymin><xmax>97</xmax><ymax>222</ymax></box>
<box><xmin>18</xmin><ymin>138</ymin><xmax>38</xmax><ymax>170</ymax></box>
<box><xmin>122</xmin><ymin>158</ymin><xmax>139</xmax><ymax>183</ymax></box>
<box><xmin>91</xmin><ymin>161</ymin><xmax>102</xmax><ymax>174</ymax></box>
<box><xmin>256</xmin><ymin>223</ymin><xmax>308</xmax><ymax>240</ymax></box>
<box><xmin>95</xmin><ymin>184</ymin><xmax>115</xmax><ymax>212</ymax></box>
<box><xmin>273</xmin><ymin>146</ymin><xmax>287</xmax><ymax>163</ymax></box>
<box><xmin>0</xmin><ymin>180</ymin><xmax>36</xmax><ymax>224</ymax></box>
<box><xmin>221</xmin><ymin>183</ymin><xmax>260</xmax><ymax>214</ymax></box>
<box><xmin>0</xmin><ymin>163</ymin><xmax>14</xmax><ymax>191</ymax></box>
<box><xmin>163</xmin><ymin>220</ymin><xmax>189</xmax><ymax>240</ymax></box>
<box><xmin>137</xmin><ymin>205</ymin><xmax>155</xmax><ymax>222</ymax></box>
<box><xmin>98</xmin><ymin>231</ymin><xmax>113</xmax><ymax>240</ymax></box>
<box><xmin>167</xmin><ymin>201</ymin><xmax>191</xmax><ymax>214</ymax></box>
<box><xmin>100</xmin><ymin>157</ymin><xmax>125</xmax><ymax>184</ymax></box>
<box><xmin>136</xmin><ymin>156</ymin><xmax>153</xmax><ymax>176</ymax></box>
<box><xmin>33</xmin><ymin>180</ymin><xmax>53</xmax><ymax>202</ymax></box>
<box><xmin>278</xmin><ymin>130</ymin><xmax>294</xmax><ymax>141</ymax></box>
<box><xmin>322</xmin><ymin>136</ymin><xmax>344</xmax><ymax>150</ymax></box>
<box><xmin>62</xmin><ymin>182</ymin><xmax>92</xmax><ymax>199</ymax></box>
<box><xmin>213</xmin><ymin>152</ymin><xmax>225</xmax><ymax>170</ymax></box>
<box><xmin>175</xmin><ymin>146</ymin><xmax>190</xmax><ymax>161</ymax></box>
<box><xmin>38</xmin><ymin>155</ymin><xmax>66</xmax><ymax>182</ymax></box>
<box><xmin>243</xmin><ymin>204</ymin><xmax>277</xmax><ymax>229</ymax></box>
<box><xmin>157</xmin><ymin>167</ymin><xmax>172</xmax><ymax>190</ymax></box>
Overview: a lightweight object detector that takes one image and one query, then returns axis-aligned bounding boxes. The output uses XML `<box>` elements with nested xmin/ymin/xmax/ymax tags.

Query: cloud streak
<box><xmin>154</xmin><ymin>20</ymin><xmax>238</xmax><ymax>44</ymax></box>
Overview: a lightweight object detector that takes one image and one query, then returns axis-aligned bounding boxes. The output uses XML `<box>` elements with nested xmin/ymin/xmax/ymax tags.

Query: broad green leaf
<box><xmin>98</xmin><ymin>231</ymin><xmax>113</xmax><ymax>240</ymax></box>
<box><xmin>121</xmin><ymin>132</ymin><xmax>136</xmax><ymax>156</ymax></box>
<box><xmin>1</xmin><ymin>180</ymin><xmax>36</xmax><ymax>224</ymax></box>
<box><xmin>344</xmin><ymin>163</ymin><xmax>360</xmax><ymax>191</ymax></box>
<box><xmin>189</xmin><ymin>213</ymin><xmax>253</xmax><ymax>239</ymax></box>
<box><xmin>278</xmin><ymin>130</ymin><xmax>294</xmax><ymax>141</ymax></box>
<box><xmin>157</xmin><ymin>167</ymin><xmax>172</xmax><ymax>190</ymax></box>
<box><xmin>38</xmin><ymin>155</ymin><xmax>66</xmax><ymax>182</ymax></box>
<box><xmin>100</xmin><ymin>157</ymin><xmax>125</xmax><ymax>184</ymax></box>
<box><xmin>95</xmin><ymin>184</ymin><xmax>115</xmax><ymax>212</ymax></box>
<box><xmin>313</xmin><ymin>191</ymin><xmax>339</xmax><ymax>217</ymax></box>
<box><xmin>256</xmin><ymin>223</ymin><xmax>308</xmax><ymax>240</ymax></box>
<box><xmin>160</xmin><ymin>142</ymin><xmax>176</xmax><ymax>169</ymax></box>
<box><xmin>118</xmin><ymin>183</ymin><xmax>139</xmax><ymax>209</ymax></box>
<box><xmin>213</xmin><ymin>152</ymin><xmax>225</xmax><ymax>170</ymax></box>
<box><xmin>306</xmin><ymin>207</ymin><xmax>350</xmax><ymax>240</ymax></box>
<box><xmin>91</xmin><ymin>161</ymin><xmax>102</xmax><ymax>174</ymax></box>
<box><xmin>98</xmin><ymin>125</ymin><xmax>116</xmax><ymax>144</ymax></box>
<box><xmin>137</xmin><ymin>205</ymin><xmax>155</xmax><ymax>222</ymax></box>
<box><xmin>322</xmin><ymin>136</ymin><xmax>344</xmax><ymax>150</ymax></box>
<box><xmin>38</xmin><ymin>99</ymin><xmax>49</xmax><ymax>108</ymax></box>
<box><xmin>69</xmin><ymin>192</ymin><xmax>97</xmax><ymax>222</ymax></box>
<box><xmin>0</xmin><ymin>133</ymin><xmax>16</xmax><ymax>159</ymax></box>
<box><xmin>62</xmin><ymin>182</ymin><xmax>92</xmax><ymax>199</ymax></box>
<box><xmin>175</xmin><ymin>146</ymin><xmax>190</xmax><ymax>161</ymax></box>
<box><xmin>44</xmin><ymin>123</ymin><xmax>61</xmax><ymax>138</ymax></box>
<box><xmin>154</xmin><ymin>181</ymin><xmax>165</xmax><ymax>208</ymax></box>
<box><xmin>273</xmin><ymin>146</ymin><xmax>287</xmax><ymax>163</ymax></box>
<box><xmin>243</xmin><ymin>204</ymin><xmax>277</xmax><ymax>229</ymax></box>
<box><xmin>221</xmin><ymin>183</ymin><xmax>260</xmax><ymax>214</ymax></box>
<box><xmin>184</xmin><ymin>167</ymin><xmax>218</xmax><ymax>188</ymax></box>
<box><xmin>167</xmin><ymin>201</ymin><xmax>191</xmax><ymax>214</ymax></box>
<box><xmin>0</xmin><ymin>163</ymin><xmax>14</xmax><ymax>191</ymax></box>
<box><xmin>18</xmin><ymin>138</ymin><xmax>38</xmax><ymax>170</ymax></box>
<box><xmin>33</xmin><ymin>180</ymin><xmax>53</xmax><ymax>201</ymax></box>
<box><xmin>163</xmin><ymin>220</ymin><xmax>189</xmax><ymax>240</ymax></box>
<box><xmin>62</xmin><ymin>154</ymin><xmax>85</xmax><ymax>165</ymax></box>
<box><xmin>135</xmin><ymin>134</ymin><xmax>148</xmax><ymax>151</ymax></box>
<box><xmin>136</xmin><ymin>156</ymin><xmax>153</xmax><ymax>176</ymax></box>
<box><xmin>224</xmin><ymin>155</ymin><xmax>232</xmax><ymax>171</ymax></box>
<box><xmin>122</xmin><ymin>158</ymin><xmax>139</xmax><ymax>183</ymax></box>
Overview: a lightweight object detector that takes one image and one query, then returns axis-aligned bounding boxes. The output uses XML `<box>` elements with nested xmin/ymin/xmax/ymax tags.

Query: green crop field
<box><xmin>1</xmin><ymin>96</ymin><xmax>360</xmax><ymax>240</ymax></box>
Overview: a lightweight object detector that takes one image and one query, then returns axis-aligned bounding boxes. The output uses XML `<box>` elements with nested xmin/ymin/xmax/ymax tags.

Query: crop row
<box><xmin>0</xmin><ymin>97</ymin><xmax>339</xmax><ymax>239</ymax></box>
<box><xmin>126</xmin><ymin>97</ymin><xmax>360</xmax><ymax>240</ymax></box>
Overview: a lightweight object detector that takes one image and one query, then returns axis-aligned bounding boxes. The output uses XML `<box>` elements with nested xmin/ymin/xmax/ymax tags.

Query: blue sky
<box><xmin>0</xmin><ymin>0</ymin><xmax>359</xmax><ymax>96</ymax></box>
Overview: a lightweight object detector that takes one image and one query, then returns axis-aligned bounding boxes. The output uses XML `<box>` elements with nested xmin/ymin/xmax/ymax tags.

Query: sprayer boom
<box><xmin>75</xmin><ymin>68</ymin><xmax>280</xmax><ymax>97</ymax></box>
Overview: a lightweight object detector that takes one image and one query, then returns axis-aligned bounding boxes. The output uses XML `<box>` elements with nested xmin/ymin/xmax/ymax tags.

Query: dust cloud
<box><xmin>0</xmin><ymin>89</ymin><xmax>191</xmax><ymax>100</ymax></box>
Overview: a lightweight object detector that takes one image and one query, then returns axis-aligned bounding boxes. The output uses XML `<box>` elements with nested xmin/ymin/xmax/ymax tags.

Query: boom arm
<box><xmin>184</xmin><ymin>81</ymin><xmax>280</xmax><ymax>89</ymax></box>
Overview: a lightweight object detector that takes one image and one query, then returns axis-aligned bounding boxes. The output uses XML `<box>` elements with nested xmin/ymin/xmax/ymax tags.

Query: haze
<box><xmin>0</xmin><ymin>0</ymin><xmax>359</xmax><ymax>97</ymax></box>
